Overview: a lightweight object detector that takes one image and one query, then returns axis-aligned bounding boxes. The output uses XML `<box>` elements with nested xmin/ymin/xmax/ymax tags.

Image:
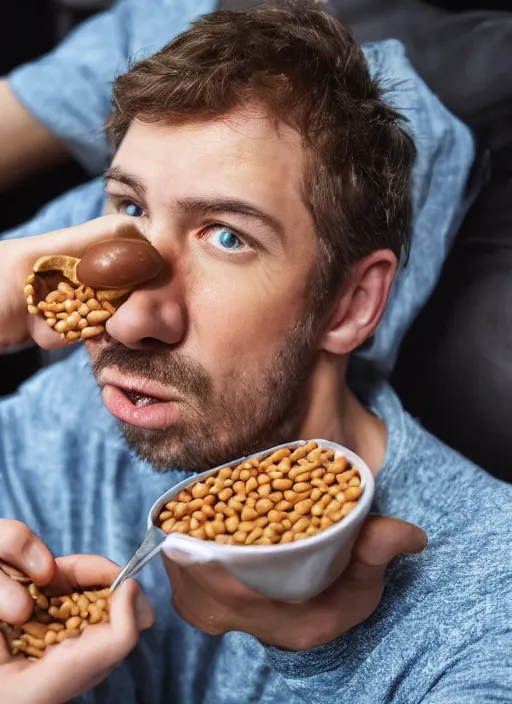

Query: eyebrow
<box><xmin>104</xmin><ymin>166</ymin><xmax>284</xmax><ymax>241</ymax></box>
<box><xmin>104</xmin><ymin>166</ymin><xmax>147</xmax><ymax>197</ymax></box>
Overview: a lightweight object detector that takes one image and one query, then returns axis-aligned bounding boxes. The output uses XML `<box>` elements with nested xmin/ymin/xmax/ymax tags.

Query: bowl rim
<box><xmin>148</xmin><ymin>438</ymin><xmax>375</xmax><ymax>556</ymax></box>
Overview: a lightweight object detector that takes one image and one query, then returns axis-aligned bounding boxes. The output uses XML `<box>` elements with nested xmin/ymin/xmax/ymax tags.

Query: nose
<box><xmin>105</xmin><ymin>285</ymin><xmax>186</xmax><ymax>349</ymax></box>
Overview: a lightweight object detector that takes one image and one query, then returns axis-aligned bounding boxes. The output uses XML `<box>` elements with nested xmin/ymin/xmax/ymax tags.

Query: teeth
<box><xmin>135</xmin><ymin>395</ymin><xmax>155</xmax><ymax>408</ymax></box>
<box><xmin>125</xmin><ymin>391</ymin><xmax>158</xmax><ymax>407</ymax></box>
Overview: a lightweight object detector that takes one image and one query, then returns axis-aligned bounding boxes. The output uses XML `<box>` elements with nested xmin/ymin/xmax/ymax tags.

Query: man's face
<box><xmin>89</xmin><ymin>108</ymin><xmax>320</xmax><ymax>471</ymax></box>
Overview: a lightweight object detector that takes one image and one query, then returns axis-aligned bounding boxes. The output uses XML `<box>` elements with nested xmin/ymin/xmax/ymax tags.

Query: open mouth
<box><xmin>122</xmin><ymin>389</ymin><xmax>164</xmax><ymax>407</ymax></box>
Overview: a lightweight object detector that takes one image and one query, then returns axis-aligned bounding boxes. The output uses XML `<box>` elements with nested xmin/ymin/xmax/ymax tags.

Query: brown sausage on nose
<box><xmin>76</xmin><ymin>239</ymin><xmax>165</xmax><ymax>290</ymax></box>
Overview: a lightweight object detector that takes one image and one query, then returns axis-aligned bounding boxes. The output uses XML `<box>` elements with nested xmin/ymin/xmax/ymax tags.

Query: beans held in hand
<box><xmin>0</xmin><ymin>567</ymin><xmax>111</xmax><ymax>661</ymax></box>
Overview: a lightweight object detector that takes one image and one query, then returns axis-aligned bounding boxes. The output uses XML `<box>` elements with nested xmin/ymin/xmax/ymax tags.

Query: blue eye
<box><xmin>214</xmin><ymin>228</ymin><xmax>242</xmax><ymax>250</ymax></box>
<box><xmin>123</xmin><ymin>202</ymin><xmax>144</xmax><ymax>217</ymax></box>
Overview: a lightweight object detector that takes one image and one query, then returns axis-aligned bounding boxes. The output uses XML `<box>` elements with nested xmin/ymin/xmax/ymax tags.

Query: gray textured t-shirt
<box><xmin>1</xmin><ymin>349</ymin><xmax>510</xmax><ymax>703</ymax></box>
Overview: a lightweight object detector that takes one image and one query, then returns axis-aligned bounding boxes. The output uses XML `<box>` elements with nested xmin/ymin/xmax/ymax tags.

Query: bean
<box><xmin>66</xmin><ymin>616</ymin><xmax>82</xmax><ymax>631</ymax></box>
<box><xmin>215</xmin><ymin>535</ymin><xmax>235</xmax><ymax>545</ymax></box>
<box><xmin>311</xmin><ymin>502</ymin><xmax>324</xmax><ymax>517</ymax></box>
<box><xmin>225</xmin><ymin>515</ymin><xmax>240</xmax><ymax>533</ymax></box>
<box><xmin>54</xmin><ymin>320</ymin><xmax>68</xmax><ymax>334</ymax></box>
<box><xmin>190</xmin><ymin>527</ymin><xmax>207</xmax><ymax>539</ymax></box>
<box><xmin>340</xmin><ymin>501</ymin><xmax>357</xmax><ymax>516</ymax></box>
<box><xmin>246</xmin><ymin>527</ymin><xmax>263</xmax><ymax>545</ymax></box>
<box><xmin>202</xmin><ymin>505</ymin><xmax>216</xmax><ymax>519</ymax></box>
<box><xmin>348</xmin><ymin>476</ymin><xmax>361</xmax><ymax>487</ymax></box>
<box><xmin>257</xmin><ymin>484</ymin><xmax>271</xmax><ymax>497</ymax></box>
<box><xmin>44</xmin><ymin>630</ymin><xmax>58</xmax><ymax>646</ymax></box>
<box><xmin>307</xmin><ymin>448</ymin><xmax>323</xmax><ymax>462</ymax></box>
<box><xmin>241</xmin><ymin>507</ymin><xmax>258</xmax><ymax>521</ymax></box>
<box><xmin>267</xmin><ymin>509</ymin><xmax>280</xmax><ymax>523</ymax></box>
<box><xmin>192</xmin><ymin>510</ymin><xmax>207</xmax><ymax>522</ymax></box>
<box><xmin>81</xmin><ymin>325</ymin><xmax>104</xmax><ymax>340</ymax></box>
<box><xmin>268</xmin><ymin>448</ymin><xmax>290</xmax><ymax>464</ymax></box>
<box><xmin>329</xmin><ymin>458</ymin><xmax>348</xmax><ymax>474</ymax></box>
<box><xmin>187</xmin><ymin>498</ymin><xmax>205</xmax><ymax>513</ymax></box>
<box><xmin>234</xmin><ymin>520</ymin><xmax>254</xmax><ymax>533</ymax></box>
<box><xmin>268</xmin><ymin>470</ymin><xmax>283</xmax><ymax>480</ymax></box>
<box><xmin>233</xmin><ymin>481</ymin><xmax>246</xmax><ymax>495</ymax></box>
<box><xmin>245</xmin><ymin>477</ymin><xmax>258</xmax><ymax>493</ymax></box>
<box><xmin>257</xmin><ymin>473</ymin><xmax>271</xmax><ymax>486</ymax></box>
<box><xmin>337</xmin><ymin>469</ymin><xmax>357</xmax><ymax>483</ymax></box>
<box><xmin>293</xmin><ymin>482</ymin><xmax>312</xmax><ymax>493</ymax></box>
<box><xmin>294</xmin><ymin>499</ymin><xmax>314</xmax><ymax>515</ymax></box>
<box><xmin>274</xmin><ymin>500</ymin><xmax>293</xmax><ymax>512</ymax></box>
<box><xmin>292</xmin><ymin>517</ymin><xmax>310</xmax><ymax>534</ymax></box>
<box><xmin>227</xmin><ymin>498</ymin><xmax>244</xmax><ymax>512</ymax></box>
<box><xmin>294</xmin><ymin>471</ymin><xmax>312</xmax><ymax>482</ymax></box>
<box><xmin>87</xmin><ymin>310</ymin><xmax>111</xmax><ymax>326</ymax></box>
<box><xmin>192</xmin><ymin>483</ymin><xmax>209</xmax><ymax>499</ymax></box>
<box><xmin>255</xmin><ymin>498</ymin><xmax>274</xmax><ymax>515</ymax></box>
<box><xmin>272</xmin><ymin>478</ymin><xmax>293</xmax><ymax>491</ymax></box>
<box><xmin>218</xmin><ymin>488</ymin><xmax>234</xmax><ymax>502</ymax></box>
<box><xmin>268</xmin><ymin>492</ymin><xmax>284</xmax><ymax>503</ymax></box>
<box><xmin>233</xmin><ymin>531</ymin><xmax>248</xmax><ymax>543</ymax></box>
<box><xmin>174</xmin><ymin>503</ymin><xmax>188</xmax><ymax>518</ymax></box>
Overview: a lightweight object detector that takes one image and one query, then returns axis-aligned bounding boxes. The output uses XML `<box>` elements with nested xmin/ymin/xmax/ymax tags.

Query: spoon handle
<box><xmin>110</xmin><ymin>526</ymin><xmax>165</xmax><ymax>593</ymax></box>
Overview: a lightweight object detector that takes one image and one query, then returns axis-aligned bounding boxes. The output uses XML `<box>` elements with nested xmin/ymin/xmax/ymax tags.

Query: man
<box><xmin>0</xmin><ymin>0</ymin><xmax>475</xmax><ymax>378</ymax></box>
<box><xmin>0</xmin><ymin>4</ymin><xmax>509</xmax><ymax>703</ymax></box>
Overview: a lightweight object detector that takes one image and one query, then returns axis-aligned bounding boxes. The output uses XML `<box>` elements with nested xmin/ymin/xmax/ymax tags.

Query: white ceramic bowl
<box><xmin>151</xmin><ymin>439</ymin><xmax>374</xmax><ymax>602</ymax></box>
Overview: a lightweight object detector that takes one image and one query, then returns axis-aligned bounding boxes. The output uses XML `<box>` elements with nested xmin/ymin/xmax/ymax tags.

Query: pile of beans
<box><xmin>0</xmin><ymin>565</ymin><xmax>111</xmax><ymax>661</ymax></box>
<box><xmin>158</xmin><ymin>442</ymin><xmax>363</xmax><ymax>546</ymax></box>
<box><xmin>24</xmin><ymin>275</ymin><xmax>116</xmax><ymax>342</ymax></box>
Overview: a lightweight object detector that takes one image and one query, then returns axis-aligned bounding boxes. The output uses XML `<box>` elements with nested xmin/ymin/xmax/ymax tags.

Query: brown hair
<box><xmin>107</xmin><ymin>1</ymin><xmax>416</xmax><ymax>308</ymax></box>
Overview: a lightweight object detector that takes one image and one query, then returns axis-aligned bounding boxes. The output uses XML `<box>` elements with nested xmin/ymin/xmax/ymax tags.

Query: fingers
<box><xmin>0</xmin><ymin>521</ymin><xmax>55</xmax><ymax>624</ymax></box>
<box><xmin>46</xmin><ymin>554</ymin><xmax>121</xmax><ymax>595</ymax></box>
<box><xmin>25</xmin><ymin>580</ymin><xmax>152</xmax><ymax>704</ymax></box>
<box><xmin>27</xmin><ymin>314</ymin><xmax>69</xmax><ymax>351</ymax></box>
<box><xmin>23</xmin><ymin>214</ymin><xmax>146</xmax><ymax>263</ymax></box>
<box><xmin>347</xmin><ymin>515</ymin><xmax>427</xmax><ymax>584</ymax></box>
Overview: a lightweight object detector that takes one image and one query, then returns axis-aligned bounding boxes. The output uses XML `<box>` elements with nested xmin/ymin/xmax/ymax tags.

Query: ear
<box><xmin>320</xmin><ymin>250</ymin><xmax>397</xmax><ymax>355</ymax></box>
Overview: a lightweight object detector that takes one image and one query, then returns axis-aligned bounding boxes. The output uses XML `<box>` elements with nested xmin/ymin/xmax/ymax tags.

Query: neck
<box><xmin>297</xmin><ymin>352</ymin><xmax>387</xmax><ymax>476</ymax></box>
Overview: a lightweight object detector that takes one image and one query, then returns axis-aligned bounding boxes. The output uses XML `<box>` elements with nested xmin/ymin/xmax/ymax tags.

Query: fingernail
<box><xmin>135</xmin><ymin>590</ymin><xmax>153</xmax><ymax>630</ymax></box>
<box><xmin>420</xmin><ymin>531</ymin><xmax>429</xmax><ymax>552</ymax></box>
<box><xmin>22</xmin><ymin>543</ymin><xmax>49</xmax><ymax>576</ymax></box>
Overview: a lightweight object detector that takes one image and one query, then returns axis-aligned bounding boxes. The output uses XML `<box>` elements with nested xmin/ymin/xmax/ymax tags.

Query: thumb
<box><xmin>346</xmin><ymin>515</ymin><xmax>427</xmax><ymax>584</ymax></box>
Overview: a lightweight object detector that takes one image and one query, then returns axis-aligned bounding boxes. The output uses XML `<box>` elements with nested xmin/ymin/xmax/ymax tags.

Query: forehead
<box><xmin>113</xmin><ymin>107</ymin><xmax>311</xmax><ymax>225</ymax></box>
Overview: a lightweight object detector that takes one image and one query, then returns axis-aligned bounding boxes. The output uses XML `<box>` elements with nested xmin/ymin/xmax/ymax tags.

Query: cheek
<box><xmin>186</xmin><ymin>272</ymin><xmax>304</xmax><ymax>371</ymax></box>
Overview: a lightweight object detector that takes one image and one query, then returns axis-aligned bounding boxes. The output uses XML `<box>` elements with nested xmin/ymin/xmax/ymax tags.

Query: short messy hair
<box><xmin>107</xmin><ymin>1</ymin><xmax>416</xmax><ymax>306</ymax></box>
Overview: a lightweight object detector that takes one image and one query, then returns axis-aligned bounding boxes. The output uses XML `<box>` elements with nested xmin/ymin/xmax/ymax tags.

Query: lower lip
<box><xmin>102</xmin><ymin>384</ymin><xmax>180</xmax><ymax>429</ymax></box>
